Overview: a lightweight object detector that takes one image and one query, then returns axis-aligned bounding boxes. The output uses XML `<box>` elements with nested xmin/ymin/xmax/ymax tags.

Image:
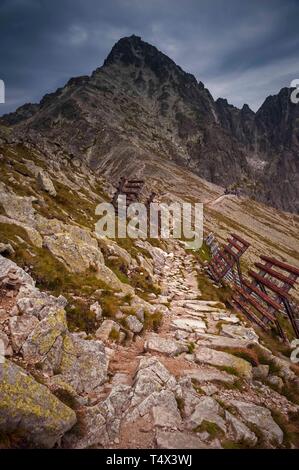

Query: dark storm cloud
<box><xmin>0</xmin><ymin>0</ymin><xmax>299</xmax><ymax>114</ymax></box>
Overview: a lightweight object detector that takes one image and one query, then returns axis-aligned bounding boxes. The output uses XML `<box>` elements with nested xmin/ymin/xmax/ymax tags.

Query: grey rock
<box><xmin>0</xmin><ymin>360</ymin><xmax>76</xmax><ymax>448</ymax></box>
<box><xmin>0</xmin><ymin>331</ymin><xmax>11</xmax><ymax>357</ymax></box>
<box><xmin>37</xmin><ymin>170</ymin><xmax>57</xmax><ymax>196</ymax></box>
<box><xmin>22</xmin><ymin>308</ymin><xmax>67</xmax><ymax>374</ymax></box>
<box><xmin>0</xmin><ymin>255</ymin><xmax>34</xmax><ymax>287</ymax></box>
<box><xmin>126</xmin><ymin>357</ymin><xmax>178</xmax><ymax>421</ymax></box>
<box><xmin>225</xmin><ymin>411</ymin><xmax>257</xmax><ymax>446</ymax></box>
<box><xmin>253</xmin><ymin>364</ymin><xmax>269</xmax><ymax>380</ymax></box>
<box><xmin>125</xmin><ymin>315</ymin><xmax>143</xmax><ymax>333</ymax></box>
<box><xmin>144</xmin><ymin>334</ymin><xmax>188</xmax><ymax>356</ymax></box>
<box><xmin>195</xmin><ymin>347</ymin><xmax>252</xmax><ymax>379</ymax></box>
<box><xmin>230</xmin><ymin>400</ymin><xmax>283</xmax><ymax>445</ymax></box>
<box><xmin>186</xmin><ymin>396</ymin><xmax>226</xmax><ymax>433</ymax></box>
<box><xmin>17</xmin><ymin>284</ymin><xmax>67</xmax><ymax>320</ymax></box>
<box><xmin>195</xmin><ymin>332</ymin><xmax>253</xmax><ymax>349</ymax></box>
<box><xmin>171</xmin><ymin>317</ymin><xmax>206</xmax><ymax>332</ymax></box>
<box><xmin>271</xmin><ymin>356</ymin><xmax>296</xmax><ymax>381</ymax></box>
<box><xmin>60</xmin><ymin>334</ymin><xmax>109</xmax><ymax>394</ymax></box>
<box><xmin>267</xmin><ymin>375</ymin><xmax>284</xmax><ymax>391</ymax></box>
<box><xmin>90</xmin><ymin>301</ymin><xmax>102</xmax><ymax>320</ymax></box>
<box><xmin>183</xmin><ymin>368</ymin><xmax>236</xmax><ymax>384</ymax></box>
<box><xmin>152</xmin><ymin>400</ymin><xmax>182</xmax><ymax>430</ymax></box>
<box><xmin>201</xmin><ymin>384</ymin><xmax>219</xmax><ymax>396</ymax></box>
<box><xmin>63</xmin><ymin>384</ymin><xmax>131</xmax><ymax>448</ymax></box>
<box><xmin>9</xmin><ymin>314</ymin><xmax>39</xmax><ymax>352</ymax></box>
<box><xmin>95</xmin><ymin>319</ymin><xmax>120</xmax><ymax>341</ymax></box>
<box><xmin>221</xmin><ymin>324</ymin><xmax>259</xmax><ymax>342</ymax></box>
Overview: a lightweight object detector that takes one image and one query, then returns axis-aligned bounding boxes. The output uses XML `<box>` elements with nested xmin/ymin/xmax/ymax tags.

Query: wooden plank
<box><xmin>227</xmin><ymin>237</ymin><xmax>243</xmax><ymax>251</ymax></box>
<box><xmin>260</xmin><ymin>256</ymin><xmax>299</xmax><ymax>277</ymax></box>
<box><xmin>218</xmin><ymin>250</ymin><xmax>235</xmax><ymax>267</ymax></box>
<box><xmin>231</xmin><ymin>233</ymin><xmax>250</xmax><ymax>247</ymax></box>
<box><xmin>242</xmin><ymin>279</ymin><xmax>283</xmax><ymax>311</ymax></box>
<box><xmin>224</xmin><ymin>245</ymin><xmax>238</xmax><ymax>259</ymax></box>
<box><xmin>231</xmin><ymin>296</ymin><xmax>269</xmax><ymax>330</ymax></box>
<box><xmin>255</xmin><ymin>262</ymin><xmax>296</xmax><ymax>287</ymax></box>
<box><xmin>249</xmin><ymin>270</ymin><xmax>290</xmax><ymax>299</ymax></box>
<box><xmin>234</xmin><ymin>285</ymin><xmax>276</xmax><ymax>322</ymax></box>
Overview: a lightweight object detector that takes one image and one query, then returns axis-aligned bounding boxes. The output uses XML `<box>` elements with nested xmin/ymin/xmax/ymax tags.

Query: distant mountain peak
<box><xmin>103</xmin><ymin>34</ymin><xmax>198</xmax><ymax>85</ymax></box>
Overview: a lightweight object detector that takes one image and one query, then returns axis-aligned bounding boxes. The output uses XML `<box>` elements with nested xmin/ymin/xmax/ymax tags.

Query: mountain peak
<box><xmin>103</xmin><ymin>34</ymin><xmax>198</xmax><ymax>86</ymax></box>
<box><xmin>103</xmin><ymin>35</ymin><xmax>152</xmax><ymax>67</ymax></box>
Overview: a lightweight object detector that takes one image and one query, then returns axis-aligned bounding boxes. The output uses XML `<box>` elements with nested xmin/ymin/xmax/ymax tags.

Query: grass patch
<box><xmin>65</xmin><ymin>298</ymin><xmax>97</xmax><ymax>333</ymax></box>
<box><xmin>109</xmin><ymin>327</ymin><xmax>120</xmax><ymax>342</ymax></box>
<box><xmin>222</xmin><ymin>440</ymin><xmax>249</xmax><ymax>449</ymax></box>
<box><xmin>193</xmin><ymin>420</ymin><xmax>224</xmax><ymax>438</ymax></box>
<box><xmin>187</xmin><ymin>342</ymin><xmax>196</xmax><ymax>354</ymax></box>
<box><xmin>100</xmin><ymin>291</ymin><xmax>122</xmax><ymax>318</ymax></box>
<box><xmin>216</xmin><ymin>365</ymin><xmax>241</xmax><ymax>377</ymax></box>
<box><xmin>191</xmin><ymin>241</ymin><xmax>212</xmax><ymax>263</ymax></box>
<box><xmin>143</xmin><ymin>310</ymin><xmax>163</xmax><ymax>332</ymax></box>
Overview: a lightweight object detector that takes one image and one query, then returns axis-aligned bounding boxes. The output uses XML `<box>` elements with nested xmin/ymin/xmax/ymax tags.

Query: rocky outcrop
<box><xmin>0</xmin><ymin>255</ymin><xmax>110</xmax><ymax>446</ymax></box>
<box><xmin>0</xmin><ymin>360</ymin><xmax>76</xmax><ymax>448</ymax></box>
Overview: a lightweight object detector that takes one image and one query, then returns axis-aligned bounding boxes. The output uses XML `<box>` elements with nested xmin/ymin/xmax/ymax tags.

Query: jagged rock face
<box><xmin>0</xmin><ymin>35</ymin><xmax>298</xmax><ymax>212</ymax></box>
<box><xmin>217</xmin><ymin>88</ymin><xmax>299</xmax><ymax>212</ymax></box>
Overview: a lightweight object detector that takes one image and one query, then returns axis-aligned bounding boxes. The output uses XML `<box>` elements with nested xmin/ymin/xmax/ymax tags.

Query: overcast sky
<box><xmin>0</xmin><ymin>0</ymin><xmax>298</xmax><ymax>115</ymax></box>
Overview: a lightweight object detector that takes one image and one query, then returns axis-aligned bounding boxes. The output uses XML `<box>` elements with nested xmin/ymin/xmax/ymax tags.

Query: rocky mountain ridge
<box><xmin>1</xmin><ymin>35</ymin><xmax>298</xmax><ymax>213</ymax></box>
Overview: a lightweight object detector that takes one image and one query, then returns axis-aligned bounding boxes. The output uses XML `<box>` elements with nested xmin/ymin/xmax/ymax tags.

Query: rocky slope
<box><xmin>0</xmin><ymin>35</ymin><xmax>299</xmax><ymax>449</ymax></box>
<box><xmin>0</xmin><ymin>133</ymin><xmax>299</xmax><ymax>449</ymax></box>
<box><xmin>1</xmin><ymin>35</ymin><xmax>298</xmax><ymax>213</ymax></box>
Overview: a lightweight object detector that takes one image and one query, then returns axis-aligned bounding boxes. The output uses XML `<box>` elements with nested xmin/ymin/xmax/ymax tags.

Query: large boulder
<box><xmin>230</xmin><ymin>400</ymin><xmax>283</xmax><ymax>445</ymax></box>
<box><xmin>0</xmin><ymin>360</ymin><xmax>76</xmax><ymax>448</ymax></box>
<box><xmin>43</xmin><ymin>227</ymin><xmax>133</xmax><ymax>293</ymax></box>
<box><xmin>21</xmin><ymin>308</ymin><xmax>68</xmax><ymax>374</ymax></box>
<box><xmin>58</xmin><ymin>334</ymin><xmax>109</xmax><ymax>394</ymax></box>
<box><xmin>195</xmin><ymin>347</ymin><xmax>252</xmax><ymax>379</ymax></box>
<box><xmin>225</xmin><ymin>411</ymin><xmax>258</xmax><ymax>446</ymax></box>
<box><xmin>0</xmin><ymin>188</ymin><xmax>36</xmax><ymax>224</ymax></box>
<box><xmin>125</xmin><ymin>357</ymin><xmax>179</xmax><ymax>423</ymax></box>
<box><xmin>63</xmin><ymin>384</ymin><xmax>131</xmax><ymax>449</ymax></box>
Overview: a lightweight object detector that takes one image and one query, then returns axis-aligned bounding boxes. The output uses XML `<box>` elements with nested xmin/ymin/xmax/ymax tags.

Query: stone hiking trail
<box><xmin>96</xmin><ymin>242</ymin><xmax>297</xmax><ymax>449</ymax></box>
<box><xmin>1</xmin><ymin>242</ymin><xmax>298</xmax><ymax>449</ymax></box>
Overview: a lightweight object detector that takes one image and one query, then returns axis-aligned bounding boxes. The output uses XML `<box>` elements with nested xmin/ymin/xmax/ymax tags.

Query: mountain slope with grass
<box><xmin>0</xmin><ymin>126</ymin><xmax>299</xmax><ymax>449</ymax></box>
